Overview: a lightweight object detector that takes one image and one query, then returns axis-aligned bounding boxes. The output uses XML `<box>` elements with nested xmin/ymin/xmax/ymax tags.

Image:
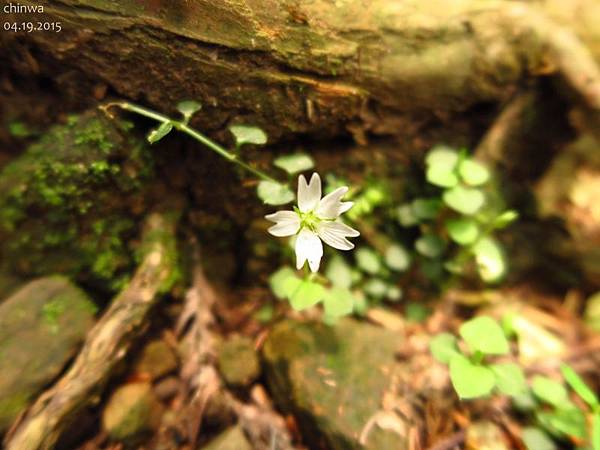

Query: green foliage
<box><xmin>176</xmin><ymin>100</ymin><xmax>201</xmax><ymax>123</ymax></box>
<box><xmin>257</xmin><ymin>181</ymin><xmax>295</xmax><ymax>205</ymax></box>
<box><xmin>384</xmin><ymin>244</ymin><xmax>410</xmax><ymax>272</ymax></box>
<box><xmin>355</xmin><ymin>248</ymin><xmax>381</xmax><ymax>274</ymax></box>
<box><xmin>229</xmin><ymin>124</ymin><xmax>268</xmax><ymax>147</ymax></box>
<box><xmin>147</xmin><ymin>121</ymin><xmax>173</xmax><ymax>144</ymax></box>
<box><xmin>274</xmin><ymin>153</ymin><xmax>315</xmax><ymax>175</ymax></box>
<box><xmin>430</xmin><ymin>316</ymin><xmax>525</xmax><ymax>400</ymax></box>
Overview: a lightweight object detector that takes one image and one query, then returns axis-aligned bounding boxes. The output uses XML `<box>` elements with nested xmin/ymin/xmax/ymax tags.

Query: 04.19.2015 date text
<box><xmin>3</xmin><ymin>21</ymin><xmax>62</xmax><ymax>32</ymax></box>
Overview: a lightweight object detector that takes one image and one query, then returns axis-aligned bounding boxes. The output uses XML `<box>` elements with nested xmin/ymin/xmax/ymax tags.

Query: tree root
<box><xmin>157</xmin><ymin>241</ymin><xmax>295</xmax><ymax>450</ymax></box>
<box><xmin>3</xmin><ymin>211</ymin><xmax>180</xmax><ymax>450</ymax></box>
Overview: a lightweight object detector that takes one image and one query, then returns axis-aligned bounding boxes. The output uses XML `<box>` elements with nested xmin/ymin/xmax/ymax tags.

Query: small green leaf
<box><xmin>412</xmin><ymin>198</ymin><xmax>442</xmax><ymax>220</ymax></box>
<box><xmin>405</xmin><ymin>302</ymin><xmax>429</xmax><ymax>322</ymax></box>
<box><xmin>532</xmin><ymin>376</ymin><xmax>569</xmax><ymax>407</ymax></box>
<box><xmin>472</xmin><ymin>237</ymin><xmax>506</xmax><ymax>283</ymax></box>
<box><xmin>430</xmin><ymin>333</ymin><xmax>460</xmax><ymax>364</ymax></box>
<box><xmin>363</xmin><ymin>278</ymin><xmax>388</xmax><ymax>299</ymax></box>
<box><xmin>415</xmin><ymin>235</ymin><xmax>445</xmax><ymax>258</ymax></box>
<box><xmin>443</xmin><ymin>186</ymin><xmax>485</xmax><ymax>215</ymax></box>
<box><xmin>560</xmin><ymin>364</ymin><xmax>599</xmax><ymax>408</ymax></box>
<box><xmin>397</xmin><ymin>204</ymin><xmax>419</xmax><ymax>226</ymax></box>
<box><xmin>592</xmin><ymin>412</ymin><xmax>600</xmax><ymax>450</ymax></box>
<box><xmin>257</xmin><ymin>181</ymin><xmax>294</xmax><ymax>205</ymax></box>
<box><xmin>426</xmin><ymin>146</ymin><xmax>459</xmax><ymax>168</ymax></box>
<box><xmin>446</xmin><ymin>218</ymin><xmax>479</xmax><ymax>245</ymax></box>
<box><xmin>289</xmin><ymin>279</ymin><xmax>326</xmax><ymax>310</ymax></box>
<box><xmin>274</xmin><ymin>153</ymin><xmax>315</xmax><ymax>175</ymax></box>
<box><xmin>449</xmin><ymin>354</ymin><xmax>496</xmax><ymax>399</ymax></box>
<box><xmin>229</xmin><ymin>124</ymin><xmax>268</xmax><ymax>147</ymax></box>
<box><xmin>385</xmin><ymin>286</ymin><xmax>403</xmax><ymax>301</ymax></box>
<box><xmin>268</xmin><ymin>266</ymin><xmax>300</xmax><ymax>299</ymax></box>
<box><xmin>176</xmin><ymin>100</ymin><xmax>202</xmax><ymax>121</ymax></box>
<box><xmin>323</xmin><ymin>287</ymin><xmax>354</xmax><ymax>317</ymax></box>
<box><xmin>537</xmin><ymin>408</ymin><xmax>587</xmax><ymax>440</ymax></box>
<box><xmin>493</xmin><ymin>210</ymin><xmax>519</xmax><ymax>229</ymax></box>
<box><xmin>384</xmin><ymin>244</ymin><xmax>411</xmax><ymax>272</ymax></box>
<box><xmin>521</xmin><ymin>427</ymin><xmax>557</xmax><ymax>450</ymax></box>
<box><xmin>458</xmin><ymin>159</ymin><xmax>490</xmax><ymax>186</ymax></box>
<box><xmin>147</xmin><ymin>121</ymin><xmax>173</xmax><ymax>144</ymax></box>
<box><xmin>426</xmin><ymin>165</ymin><xmax>459</xmax><ymax>188</ymax></box>
<box><xmin>355</xmin><ymin>248</ymin><xmax>381</xmax><ymax>275</ymax></box>
<box><xmin>490</xmin><ymin>363</ymin><xmax>527</xmax><ymax>397</ymax></box>
<box><xmin>325</xmin><ymin>256</ymin><xmax>353</xmax><ymax>289</ymax></box>
<box><xmin>459</xmin><ymin>316</ymin><xmax>509</xmax><ymax>355</ymax></box>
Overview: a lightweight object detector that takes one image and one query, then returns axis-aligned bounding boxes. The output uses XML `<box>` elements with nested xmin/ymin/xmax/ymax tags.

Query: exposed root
<box><xmin>3</xmin><ymin>211</ymin><xmax>180</xmax><ymax>450</ymax></box>
<box><xmin>157</xmin><ymin>240</ymin><xmax>294</xmax><ymax>450</ymax></box>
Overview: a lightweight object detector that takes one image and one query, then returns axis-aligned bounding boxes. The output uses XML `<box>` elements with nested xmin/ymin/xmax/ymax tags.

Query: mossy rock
<box><xmin>0</xmin><ymin>110</ymin><xmax>155</xmax><ymax>292</ymax></box>
<box><xmin>217</xmin><ymin>335</ymin><xmax>260</xmax><ymax>387</ymax></box>
<box><xmin>0</xmin><ymin>276</ymin><xmax>97</xmax><ymax>432</ymax></box>
<box><xmin>133</xmin><ymin>339</ymin><xmax>178</xmax><ymax>381</ymax></box>
<box><xmin>199</xmin><ymin>425</ymin><xmax>252</xmax><ymax>450</ymax></box>
<box><xmin>262</xmin><ymin>319</ymin><xmax>407</xmax><ymax>450</ymax></box>
<box><xmin>102</xmin><ymin>382</ymin><xmax>163</xmax><ymax>443</ymax></box>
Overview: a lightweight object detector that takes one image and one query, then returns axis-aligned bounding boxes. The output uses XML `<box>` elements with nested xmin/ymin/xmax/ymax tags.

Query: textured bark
<box><xmin>2</xmin><ymin>0</ymin><xmax>599</xmax><ymax>142</ymax></box>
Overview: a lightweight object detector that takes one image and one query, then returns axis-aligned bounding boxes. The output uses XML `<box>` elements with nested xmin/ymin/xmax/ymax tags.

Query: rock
<box><xmin>199</xmin><ymin>425</ymin><xmax>252</xmax><ymax>450</ymax></box>
<box><xmin>0</xmin><ymin>276</ymin><xmax>96</xmax><ymax>432</ymax></box>
<box><xmin>262</xmin><ymin>319</ymin><xmax>407</xmax><ymax>450</ymax></box>
<box><xmin>133</xmin><ymin>339</ymin><xmax>178</xmax><ymax>380</ymax></box>
<box><xmin>102</xmin><ymin>382</ymin><xmax>162</xmax><ymax>442</ymax></box>
<box><xmin>217</xmin><ymin>335</ymin><xmax>260</xmax><ymax>387</ymax></box>
<box><xmin>0</xmin><ymin>110</ymin><xmax>156</xmax><ymax>292</ymax></box>
<box><xmin>466</xmin><ymin>421</ymin><xmax>509</xmax><ymax>450</ymax></box>
<box><xmin>154</xmin><ymin>376</ymin><xmax>180</xmax><ymax>401</ymax></box>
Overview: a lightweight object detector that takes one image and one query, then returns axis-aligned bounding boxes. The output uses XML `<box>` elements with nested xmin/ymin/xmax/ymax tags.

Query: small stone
<box><xmin>199</xmin><ymin>425</ymin><xmax>252</xmax><ymax>450</ymax></box>
<box><xmin>0</xmin><ymin>276</ymin><xmax>96</xmax><ymax>432</ymax></box>
<box><xmin>133</xmin><ymin>339</ymin><xmax>178</xmax><ymax>380</ymax></box>
<box><xmin>102</xmin><ymin>382</ymin><xmax>163</xmax><ymax>442</ymax></box>
<box><xmin>466</xmin><ymin>421</ymin><xmax>509</xmax><ymax>450</ymax></box>
<box><xmin>154</xmin><ymin>376</ymin><xmax>180</xmax><ymax>401</ymax></box>
<box><xmin>217</xmin><ymin>336</ymin><xmax>260</xmax><ymax>387</ymax></box>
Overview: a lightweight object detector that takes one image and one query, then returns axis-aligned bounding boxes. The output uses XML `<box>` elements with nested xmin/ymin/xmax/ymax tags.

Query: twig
<box><xmin>426</xmin><ymin>430</ymin><xmax>466</xmax><ymax>450</ymax></box>
<box><xmin>4</xmin><ymin>212</ymin><xmax>180</xmax><ymax>450</ymax></box>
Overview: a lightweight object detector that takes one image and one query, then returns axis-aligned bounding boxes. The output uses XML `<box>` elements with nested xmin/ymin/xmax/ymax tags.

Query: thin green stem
<box><xmin>471</xmin><ymin>350</ymin><xmax>485</xmax><ymax>365</ymax></box>
<box><xmin>102</xmin><ymin>101</ymin><xmax>278</xmax><ymax>183</ymax></box>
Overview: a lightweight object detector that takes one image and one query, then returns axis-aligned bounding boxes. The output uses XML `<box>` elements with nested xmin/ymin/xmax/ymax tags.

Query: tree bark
<box><xmin>2</xmin><ymin>0</ymin><xmax>599</xmax><ymax>141</ymax></box>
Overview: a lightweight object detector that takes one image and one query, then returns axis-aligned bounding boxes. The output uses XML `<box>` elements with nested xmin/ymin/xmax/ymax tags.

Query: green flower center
<box><xmin>296</xmin><ymin>208</ymin><xmax>321</xmax><ymax>232</ymax></box>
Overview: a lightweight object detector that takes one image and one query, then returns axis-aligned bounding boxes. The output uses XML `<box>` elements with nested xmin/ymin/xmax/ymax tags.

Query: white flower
<box><xmin>265</xmin><ymin>173</ymin><xmax>360</xmax><ymax>272</ymax></box>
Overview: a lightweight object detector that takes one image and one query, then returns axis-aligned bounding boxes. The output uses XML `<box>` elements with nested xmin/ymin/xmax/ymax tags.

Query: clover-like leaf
<box><xmin>274</xmin><ymin>153</ymin><xmax>315</xmax><ymax>175</ymax></box>
<box><xmin>289</xmin><ymin>279</ymin><xmax>326</xmax><ymax>311</ymax></box>
<box><xmin>446</xmin><ymin>218</ymin><xmax>479</xmax><ymax>245</ymax></box>
<box><xmin>532</xmin><ymin>376</ymin><xmax>569</xmax><ymax>407</ymax></box>
<box><xmin>443</xmin><ymin>186</ymin><xmax>485</xmax><ymax>215</ymax></box>
<box><xmin>229</xmin><ymin>124</ymin><xmax>268</xmax><ymax>147</ymax></box>
<box><xmin>384</xmin><ymin>244</ymin><xmax>411</xmax><ymax>272</ymax></box>
<box><xmin>415</xmin><ymin>234</ymin><xmax>445</xmax><ymax>258</ymax></box>
<box><xmin>257</xmin><ymin>181</ymin><xmax>294</xmax><ymax>205</ymax></box>
<box><xmin>521</xmin><ymin>428</ymin><xmax>557</xmax><ymax>450</ymax></box>
<box><xmin>491</xmin><ymin>363</ymin><xmax>527</xmax><ymax>397</ymax></box>
<box><xmin>397</xmin><ymin>204</ymin><xmax>419</xmax><ymax>227</ymax></box>
<box><xmin>147</xmin><ymin>121</ymin><xmax>173</xmax><ymax>144</ymax></box>
<box><xmin>269</xmin><ymin>266</ymin><xmax>301</xmax><ymax>299</ymax></box>
<box><xmin>472</xmin><ymin>237</ymin><xmax>506</xmax><ymax>282</ymax></box>
<box><xmin>176</xmin><ymin>100</ymin><xmax>202</xmax><ymax>122</ymax></box>
<box><xmin>325</xmin><ymin>256</ymin><xmax>353</xmax><ymax>289</ymax></box>
<box><xmin>560</xmin><ymin>364</ymin><xmax>599</xmax><ymax>409</ymax></box>
<box><xmin>323</xmin><ymin>287</ymin><xmax>354</xmax><ymax>317</ymax></box>
<box><xmin>458</xmin><ymin>159</ymin><xmax>490</xmax><ymax>186</ymax></box>
<box><xmin>426</xmin><ymin>165</ymin><xmax>458</xmax><ymax>188</ymax></box>
<box><xmin>386</xmin><ymin>286</ymin><xmax>403</xmax><ymax>301</ymax></box>
<box><xmin>537</xmin><ymin>408</ymin><xmax>587</xmax><ymax>440</ymax></box>
<box><xmin>493</xmin><ymin>210</ymin><xmax>519</xmax><ymax>229</ymax></box>
<box><xmin>355</xmin><ymin>248</ymin><xmax>381</xmax><ymax>275</ymax></box>
<box><xmin>426</xmin><ymin>146</ymin><xmax>459</xmax><ymax>168</ymax></box>
<box><xmin>430</xmin><ymin>333</ymin><xmax>460</xmax><ymax>364</ymax></box>
<box><xmin>459</xmin><ymin>316</ymin><xmax>509</xmax><ymax>355</ymax></box>
<box><xmin>449</xmin><ymin>354</ymin><xmax>496</xmax><ymax>399</ymax></box>
<box><xmin>412</xmin><ymin>198</ymin><xmax>442</xmax><ymax>221</ymax></box>
<box><xmin>363</xmin><ymin>278</ymin><xmax>389</xmax><ymax>299</ymax></box>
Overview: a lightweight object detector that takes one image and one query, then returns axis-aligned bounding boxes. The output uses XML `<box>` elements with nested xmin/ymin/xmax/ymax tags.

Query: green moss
<box><xmin>0</xmin><ymin>111</ymin><xmax>156</xmax><ymax>292</ymax></box>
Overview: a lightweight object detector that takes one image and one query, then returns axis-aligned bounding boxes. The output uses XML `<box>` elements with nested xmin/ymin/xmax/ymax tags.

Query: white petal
<box><xmin>316</xmin><ymin>186</ymin><xmax>350</xmax><ymax>219</ymax></box>
<box><xmin>338</xmin><ymin>201</ymin><xmax>354</xmax><ymax>215</ymax></box>
<box><xmin>297</xmin><ymin>173</ymin><xmax>321</xmax><ymax>212</ymax></box>
<box><xmin>295</xmin><ymin>228</ymin><xmax>323</xmax><ymax>272</ymax></box>
<box><xmin>317</xmin><ymin>221</ymin><xmax>360</xmax><ymax>251</ymax></box>
<box><xmin>265</xmin><ymin>211</ymin><xmax>301</xmax><ymax>237</ymax></box>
